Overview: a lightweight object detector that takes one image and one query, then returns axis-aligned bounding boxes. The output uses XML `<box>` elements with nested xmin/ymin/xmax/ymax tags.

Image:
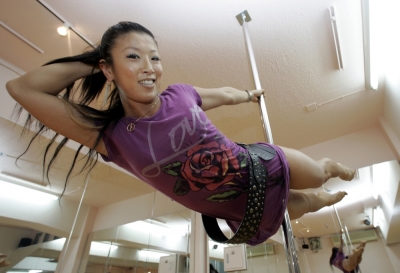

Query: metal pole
<box><xmin>236</xmin><ymin>10</ymin><xmax>301</xmax><ymax>273</ymax></box>
<box><xmin>333</xmin><ymin>204</ymin><xmax>352</xmax><ymax>254</ymax></box>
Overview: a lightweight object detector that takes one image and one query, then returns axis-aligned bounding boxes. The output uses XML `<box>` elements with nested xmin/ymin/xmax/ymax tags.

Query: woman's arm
<box><xmin>6</xmin><ymin>62</ymin><xmax>107</xmax><ymax>155</ymax></box>
<box><xmin>194</xmin><ymin>86</ymin><xmax>264</xmax><ymax>111</ymax></box>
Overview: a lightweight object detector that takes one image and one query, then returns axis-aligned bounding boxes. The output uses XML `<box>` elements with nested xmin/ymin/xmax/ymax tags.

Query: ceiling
<box><xmin>0</xmin><ymin>0</ymin><xmax>390</xmax><ymax>243</ymax></box>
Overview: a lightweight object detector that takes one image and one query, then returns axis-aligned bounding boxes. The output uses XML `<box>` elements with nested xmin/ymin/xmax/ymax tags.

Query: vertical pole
<box><xmin>333</xmin><ymin>204</ymin><xmax>352</xmax><ymax>254</ymax></box>
<box><xmin>236</xmin><ymin>10</ymin><xmax>301</xmax><ymax>273</ymax></box>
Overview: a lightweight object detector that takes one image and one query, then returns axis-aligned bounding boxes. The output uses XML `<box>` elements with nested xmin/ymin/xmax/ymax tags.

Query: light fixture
<box><xmin>127</xmin><ymin>220</ymin><xmax>186</xmax><ymax>237</ymax></box>
<box><xmin>0</xmin><ymin>172</ymin><xmax>59</xmax><ymax>203</ymax></box>
<box><xmin>90</xmin><ymin>242</ymin><xmax>118</xmax><ymax>251</ymax></box>
<box><xmin>328</xmin><ymin>6</ymin><xmax>343</xmax><ymax>70</ymax></box>
<box><xmin>361</xmin><ymin>0</ymin><xmax>379</xmax><ymax>90</ymax></box>
<box><xmin>139</xmin><ymin>250</ymin><xmax>170</xmax><ymax>260</ymax></box>
<box><xmin>57</xmin><ymin>25</ymin><xmax>69</xmax><ymax>36</ymax></box>
<box><xmin>296</xmin><ymin>219</ymin><xmax>310</xmax><ymax>233</ymax></box>
<box><xmin>29</xmin><ymin>270</ymin><xmax>43</xmax><ymax>273</ymax></box>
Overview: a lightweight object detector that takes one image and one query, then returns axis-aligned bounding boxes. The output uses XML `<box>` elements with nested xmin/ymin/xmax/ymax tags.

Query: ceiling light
<box><xmin>307</xmin><ymin>229</ymin><xmax>310</xmax><ymax>233</ymax></box>
<box><xmin>127</xmin><ymin>220</ymin><xmax>186</xmax><ymax>237</ymax></box>
<box><xmin>90</xmin><ymin>242</ymin><xmax>118</xmax><ymax>251</ymax></box>
<box><xmin>295</xmin><ymin>220</ymin><xmax>299</xmax><ymax>224</ymax></box>
<box><xmin>57</xmin><ymin>25</ymin><xmax>69</xmax><ymax>36</ymax></box>
<box><xmin>29</xmin><ymin>270</ymin><xmax>43</xmax><ymax>273</ymax></box>
<box><xmin>139</xmin><ymin>250</ymin><xmax>170</xmax><ymax>260</ymax></box>
<box><xmin>0</xmin><ymin>172</ymin><xmax>58</xmax><ymax>203</ymax></box>
<box><xmin>361</xmin><ymin>0</ymin><xmax>379</xmax><ymax>90</ymax></box>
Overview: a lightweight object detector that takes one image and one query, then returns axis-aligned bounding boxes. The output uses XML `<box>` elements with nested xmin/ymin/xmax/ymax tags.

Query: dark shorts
<box><xmin>226</xmin><ymin>143</ymin><xmax>290</xmax><ymax>245</ymax></box>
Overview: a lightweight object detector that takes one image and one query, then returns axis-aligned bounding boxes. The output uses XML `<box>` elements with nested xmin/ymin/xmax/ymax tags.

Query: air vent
<box><xmin>331</xmin><ymin>229</ymin><xmax>377</xmax><ymax>247</ymax></box>
<box><xmin>247</xmin><ymin>243</ymin><xmax>275</xmax><ymax>257</ymax></box>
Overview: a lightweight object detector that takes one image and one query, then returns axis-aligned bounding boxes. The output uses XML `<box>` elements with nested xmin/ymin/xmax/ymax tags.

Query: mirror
<box><xmin>0</xmin><ymin>224</ymin><xmax>65</xmax><ymax>273</ymax></box>
<box><xmin>78</xmin><ymin>212</ymin><xmax>191</xmax><ymax>273</ymax></box>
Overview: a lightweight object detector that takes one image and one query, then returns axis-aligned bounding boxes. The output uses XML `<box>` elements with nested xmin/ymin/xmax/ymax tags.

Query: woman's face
<box><xmin>104</xmin><ymin>32</ymin><xmax>163</xmax><ymax>104</ymax></box>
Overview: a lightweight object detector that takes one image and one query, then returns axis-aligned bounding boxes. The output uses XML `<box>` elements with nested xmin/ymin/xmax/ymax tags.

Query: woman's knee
<box><xmin>279</xmin><ymin>146</ymin><xmax>325</xmax><ymax>189</ymax></box>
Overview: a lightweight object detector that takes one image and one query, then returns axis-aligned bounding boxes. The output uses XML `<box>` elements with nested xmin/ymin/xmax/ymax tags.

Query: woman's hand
<box><xmin>246</xmin><ymin>89</ymin><xmax>265</xmax><ymax>103</ymax></box>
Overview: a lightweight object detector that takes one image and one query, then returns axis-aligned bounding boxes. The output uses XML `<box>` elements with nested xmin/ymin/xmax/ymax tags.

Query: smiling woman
<box><xmin>5</xmin><ymin>21</ymin><xmax>354</xmax><ymax>246</ymax></box>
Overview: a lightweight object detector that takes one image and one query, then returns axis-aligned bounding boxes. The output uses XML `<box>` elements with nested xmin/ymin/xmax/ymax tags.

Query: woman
<box><xmin>6</xmin><ymin>21</ymin><xmax>354</xmax><ymax>245</ymax></box>
<box><xmin>329</xmin><ymin>232</ymin><xmax>365</xmax><ymax>273</ymax></box>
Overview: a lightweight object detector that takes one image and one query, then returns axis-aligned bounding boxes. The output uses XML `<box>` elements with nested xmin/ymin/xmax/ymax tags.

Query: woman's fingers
<box><xmin>249</xmin><ymin>89</ymin><xmax>265</xmax><ymax>102</ymax></box>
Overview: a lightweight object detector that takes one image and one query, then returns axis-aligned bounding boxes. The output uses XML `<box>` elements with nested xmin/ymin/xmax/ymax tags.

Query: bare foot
<box><xmin>317</xmin><ymin>191</ymin><xmax>347</xmax><ymax>206</ymax></box>
<box><xmin>338</xmin><ymin>163</ymin><xmax>356</xmax><ymax>181</ymax></box>
<box><xmin>353</xmin><ymin>247</ymin><xmax>364</xmax><ymax>256</ymax></box>
<box><xmin>358</xmin><ymin>241</ymin><xmax>367</xmax><ymax>248</ymax></box>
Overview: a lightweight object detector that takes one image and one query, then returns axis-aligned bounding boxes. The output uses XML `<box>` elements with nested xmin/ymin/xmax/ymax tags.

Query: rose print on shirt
<box><xmin>161</xmin><ymin>140</ymin><xmax>249</xmax><ymax>202</ymax></box>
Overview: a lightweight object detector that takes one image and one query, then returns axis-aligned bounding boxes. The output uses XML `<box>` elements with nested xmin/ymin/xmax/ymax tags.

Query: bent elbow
<box><xmin>6</xmin><ymin>79</ymin><xmax>18</xmax><ymax>98</ymax></box>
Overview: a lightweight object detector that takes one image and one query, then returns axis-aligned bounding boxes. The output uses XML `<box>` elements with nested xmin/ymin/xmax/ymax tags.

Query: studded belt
<box><xmin>202</xmin><ymin>143</ymin><xmax>276</xmax><ymax>244</ymax></box>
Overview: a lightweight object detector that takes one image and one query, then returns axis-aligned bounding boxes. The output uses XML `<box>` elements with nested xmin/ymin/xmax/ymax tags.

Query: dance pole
<box><xmin>324</xmin><ymin>183</ymin><xmax>352</xmax><ymax>255</ymax></box>
<box><xmin>236</xmin><ymin>10</ymin><xmax>301</xmax><ymax>273</ymax></box>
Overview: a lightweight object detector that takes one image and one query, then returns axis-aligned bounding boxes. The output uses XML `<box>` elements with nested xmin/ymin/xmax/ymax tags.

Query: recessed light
<box><xmin>57</xmin><ymin>25</ymin><xmax>69</xmax><ymax>36</ymax></box>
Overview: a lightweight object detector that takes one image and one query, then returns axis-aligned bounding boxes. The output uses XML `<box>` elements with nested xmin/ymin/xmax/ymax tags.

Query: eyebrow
<box><xmin>121</xmin><ymin>46</ymin><xmax>158</xmax><ymax>53</ymax></box>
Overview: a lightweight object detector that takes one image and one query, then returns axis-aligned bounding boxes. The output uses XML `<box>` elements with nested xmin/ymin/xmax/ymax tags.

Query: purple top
<box><xmin>332</xmin><ymin>249</ymin><xmax>359</xmax><ymax>273</ymax></box>
<box><xmin>101</xmin><ymin>84</ymin><xmax>250</xmax><ymax>221</ymax></box>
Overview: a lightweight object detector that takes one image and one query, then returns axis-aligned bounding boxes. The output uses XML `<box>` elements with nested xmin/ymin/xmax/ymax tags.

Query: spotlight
<box><xmin>57</xmin><ymin>25</ymin><xmax>69</xmax><ymax>36</ymax></box>
<box><xmin>364</xmin><ymin>216</ymin><xmax>371</xmax><ymax>226</ymax></box>
<box><xmin>213</xmin><ymin>244</ymin><xmax>218</xmax><ymax>249</ymax></box>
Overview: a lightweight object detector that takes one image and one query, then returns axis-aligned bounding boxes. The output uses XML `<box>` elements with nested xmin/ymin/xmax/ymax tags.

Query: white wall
<box><xmin>300</xmin><ymin>126</ymin><xmax>396</xmax><ymax>169</ymax></box>
<box><xmin>382</xmin><ymin>1</ymin><xmax>400</xmax><ymax>142</ymax></box>
<box><xmin>0</xmin><ymin>64</ymin><xmax>21</xmax><ymax>121</ymax></box>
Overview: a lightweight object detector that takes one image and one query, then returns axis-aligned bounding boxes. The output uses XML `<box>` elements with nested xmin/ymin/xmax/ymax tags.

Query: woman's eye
<box><xmin>127</xmin><ymin>54</ymin><xmax>139</xmax><ymax>59</ymax></box>
<box><xmin>152</xmin><ymin>56</ymin><xmax>161</xmax><ymax>61</ymax></box>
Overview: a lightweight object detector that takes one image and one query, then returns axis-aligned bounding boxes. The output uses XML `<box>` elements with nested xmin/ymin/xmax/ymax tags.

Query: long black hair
<box><xmin>329</xmin><ymin>247</ymin><xmax>339</xmax><ymax>269</ymax></box>
<box><xmin>15</xmin><ymin>21</ymin><xmax>156</xmax><ymax>197</ymax></box>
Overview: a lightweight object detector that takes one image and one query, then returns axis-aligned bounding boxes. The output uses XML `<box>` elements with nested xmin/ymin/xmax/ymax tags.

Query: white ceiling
<box><xmin>0</xmin><ymin>0</ymin><xmax>391</xmax><ymax>244</ymax></box>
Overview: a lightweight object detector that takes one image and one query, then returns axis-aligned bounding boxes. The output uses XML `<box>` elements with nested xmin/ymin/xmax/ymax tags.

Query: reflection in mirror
<box><xmin>0</xmin><ymin>224</ymin><xmax>65</xmax><ymax>273</ymax></box>
<box><xmin>208</xmin><ymin>238</ymin><xmax>290</xmax><ymax>273</ymax></box>
<box><xmin>79</xmin><ymin>212</ymin><xmax>190</xmax><ymax>273</ymax></box>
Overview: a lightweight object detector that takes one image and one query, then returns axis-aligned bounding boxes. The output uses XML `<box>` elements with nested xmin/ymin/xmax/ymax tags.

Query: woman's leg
<box><xmin>287</xmin><ymin>190</ymin><xmax>347</xmax><ymax>220</ymax></box>
<box><xmin>342</xmin><ymin>247</ymin><xmax>364</xmax><ymax>271</ymax></box>
<box><xmin>279</xmin><ymin>146</ymin><xmax>356</xmax><ymax>190</ymax></box>
<box><xmin>355</xmin><ymin>242</ymin><xmax>366</xmax><ymax>264</ymax></box>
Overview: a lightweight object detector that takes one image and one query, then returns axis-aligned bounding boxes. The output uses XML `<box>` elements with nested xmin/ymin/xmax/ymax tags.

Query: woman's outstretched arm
<box><xmin>6</xmin><ymin>62</ymin><xmax>107</xmax><ymax>155</ymax></box>
<box><xmin>194</xmin><ymin>86</ymin><xmax>264</xmax><ymax>111</ymax></box>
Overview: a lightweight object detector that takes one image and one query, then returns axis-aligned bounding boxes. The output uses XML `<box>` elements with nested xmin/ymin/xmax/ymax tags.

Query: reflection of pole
<box><xmin>236</xmin><ymin>10</ymin><xmax>300</xmax><ymax>273</ymax></box>
<box><xmin>332</xmin><ymin>203</ymin><xmax>351</xmax><ymax>254</ymax></box>
<box><xmin>56</xmin><ymin>174</ymin><xmax>90</xmax><ymax>273</ymax></box>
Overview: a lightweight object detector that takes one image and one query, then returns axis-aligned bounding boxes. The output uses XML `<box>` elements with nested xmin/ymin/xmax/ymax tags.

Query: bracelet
<box><xmin>245</xmin><ymin>90</ymin><xmax>253</xmax><ymax>103</ymax></box>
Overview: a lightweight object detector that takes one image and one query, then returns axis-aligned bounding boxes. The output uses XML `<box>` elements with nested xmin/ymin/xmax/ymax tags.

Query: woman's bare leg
<box><xmin>287</xmin><ymin>190</ymin><xmax>347</xmax><ymax>220</ymax></box>
<box><xmin>279</xmin><ymin>146</ymin><xmax>356</xmax><ymax>190</ymax></box>
<box><xmin>342</xmin><ymin>247</ymin><xmax>364</xmax><ymax>271</ymax></box>
<box><xmin>355</xmin><ymin>241</ymin><xmax>366</xmax><ymax>264</ymax></box>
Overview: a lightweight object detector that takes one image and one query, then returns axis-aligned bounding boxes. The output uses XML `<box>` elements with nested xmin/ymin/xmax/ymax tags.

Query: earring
<box><xmin>102</xmin><ymin>81</ymin><xmax>111</xmax><ymax>107</ymax></box>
